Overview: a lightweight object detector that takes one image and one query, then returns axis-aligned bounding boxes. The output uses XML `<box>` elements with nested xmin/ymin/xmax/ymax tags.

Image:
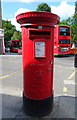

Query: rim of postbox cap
<box><xmin>16</xmin><ymin>11</ymin><xmax>60</xmax><ymax>26</ymax></box>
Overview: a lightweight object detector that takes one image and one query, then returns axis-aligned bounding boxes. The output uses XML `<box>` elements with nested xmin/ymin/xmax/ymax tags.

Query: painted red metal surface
<box><xmin>16</xmin><ymin>11</ymin><xmax>60</xmax><ymax>100</ymax></box>
<box><xmin>16</xmin><ymin>11</ymin><xmax>60</xmax><ymax>26</ymax></box>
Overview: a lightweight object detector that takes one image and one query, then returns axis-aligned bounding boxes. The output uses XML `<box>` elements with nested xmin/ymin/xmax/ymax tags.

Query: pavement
<box><xmin>1</xmin><ymin>93</ymin><xmax>76</xmax><ymax>119</ymax></box>
<box><xmin>0</xmin><ymin>54</ymin><xmax>77</xmax><ymax>119</ymax></box>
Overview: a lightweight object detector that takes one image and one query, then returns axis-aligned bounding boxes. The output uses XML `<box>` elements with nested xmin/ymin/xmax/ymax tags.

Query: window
<box><xmin>12</xmin><ymin>41</ymin><xmax>19</xmax><ymax>47</ymax></box>
<box><xmin>59</xmin><ymin>39</ymin><xmax>70</xmax><ymax>44</ymax></box>
<box><xmin>59</xmin><ymin>26</ymin><xmax>70</xmax><ymax>36</ymax></box>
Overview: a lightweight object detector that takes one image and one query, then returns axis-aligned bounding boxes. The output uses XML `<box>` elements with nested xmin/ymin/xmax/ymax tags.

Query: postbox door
<box><xmin>26</xmin><ymin>38</ymin><xmax>53</xmax><ymax>100</ymax></box>
<box><xmin>23</xmin><ymin>27</ymin><xmax>54</xmax><ymax>100</ymax></box>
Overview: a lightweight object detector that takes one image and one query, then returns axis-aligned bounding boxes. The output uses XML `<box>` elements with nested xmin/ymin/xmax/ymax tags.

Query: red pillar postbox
<box><xmin>16</xmin><ymin>11</ymin><xmax>60</xmax><ymax>117</ymax></box>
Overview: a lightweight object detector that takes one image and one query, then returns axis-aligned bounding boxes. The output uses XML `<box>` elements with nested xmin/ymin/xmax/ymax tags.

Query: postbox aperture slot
<box><xmin>30</xmin><ymin>30</ymin><xmax>50</xmax><ymax>35</ymax></box>
<box><xmin>29</xmin><ymin>30</ymin><xmax>50</xmax><ymax>39</ymax></box>
<box><xmin>35</xmin><ymin>41</ymin><xmax>45</xmax><ymax>58</ymax></box>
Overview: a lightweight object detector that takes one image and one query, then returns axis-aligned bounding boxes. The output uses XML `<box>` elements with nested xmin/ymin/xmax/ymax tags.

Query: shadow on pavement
<box><xmin>54</xmin><ymin>54</ymin><xmax>74</xmax><ymax>58</ymax></box>
<box><xmin>1</xmin><ymin>93</ymin><xmax>77</xmax><ymax>120</ymax></box>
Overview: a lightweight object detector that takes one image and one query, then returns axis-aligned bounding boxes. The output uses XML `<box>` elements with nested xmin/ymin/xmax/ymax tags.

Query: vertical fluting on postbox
<box><xmin>16</xmin><ymin>11</ymin><xmax>60</xmax><ymax>117</ymax></box>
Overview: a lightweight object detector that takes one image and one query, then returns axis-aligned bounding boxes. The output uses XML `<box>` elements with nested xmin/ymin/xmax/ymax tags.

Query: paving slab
<box><xmin>2</xmin><ymin>94</ymin><xmax>22</xmax><ymax>118</ymax></box>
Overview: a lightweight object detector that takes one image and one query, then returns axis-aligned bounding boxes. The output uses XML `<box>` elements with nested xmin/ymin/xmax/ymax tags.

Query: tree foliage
<box><xmin>2</xmin><ymin>20</ymin><xmax>16</xmax><ymax>42</ymax></box>
<box><xmin>11</xmin><ymin>31</ymin><xmax>21</xmax><ymax>41</ymax></box>
<box><xmin>36</xmin><ymin>3</ymin><xmax>51</xmax><ymax>12</ymax></box>
<box><xmin>2</xmin><ymin>20</ymin><xmax>22</xmax><ymax>45</ymax></box>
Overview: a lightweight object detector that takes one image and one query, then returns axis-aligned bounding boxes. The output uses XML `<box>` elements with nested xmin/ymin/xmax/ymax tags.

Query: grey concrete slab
<box><xmin>2</xmin><ymin>70</ymin><xmax>23</xmax><ymax>90</ymax></box>
<box><xmin>2</xmin><ymin>94</ymin><xmax>22</xmax><ymax>118</ymax></box>
<box><xmin>75</xmin><ymin>97</ymin><xmax>77</xmax><ymax>119</ymax></box>
<box><xmin>59</xmin><ymin>96</ymin><xmax>75</xmax><ymax>118</ymax></box>
<box><xmin>2</xmin><ymin>55</ymin><xmax>22</xmax><ymax>76</ymax></box>
<box><xmin>0</xmin><ymin>94</ymin><xmax>2</xmax><ymax>120</ymax></box>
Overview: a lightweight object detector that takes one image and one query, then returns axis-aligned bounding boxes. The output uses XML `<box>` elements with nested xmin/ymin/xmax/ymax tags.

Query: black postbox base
<box><xmin>23</xmin><ymin>94</ymin><xmax>53</xmax><ymax>117</ymax></box>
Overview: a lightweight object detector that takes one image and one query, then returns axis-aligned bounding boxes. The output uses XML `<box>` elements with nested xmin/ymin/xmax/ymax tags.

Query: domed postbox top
<box><xmin>16</xmin><ymin>11</ymin><xmax>60</xmax><ymax>26</ymax></box>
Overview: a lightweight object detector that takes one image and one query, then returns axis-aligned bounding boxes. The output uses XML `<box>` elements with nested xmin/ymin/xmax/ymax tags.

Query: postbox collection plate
<box><xmin>35</xmin><ymin>41</ymin><xmax>45</xmax><ymax>57</ymax></box>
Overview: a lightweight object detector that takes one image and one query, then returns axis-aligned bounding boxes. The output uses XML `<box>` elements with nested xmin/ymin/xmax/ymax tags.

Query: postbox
<box><xmin>16</xmin><ymin>11</ymin><xmax>60</xmax><ymax>117</ymax></box>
